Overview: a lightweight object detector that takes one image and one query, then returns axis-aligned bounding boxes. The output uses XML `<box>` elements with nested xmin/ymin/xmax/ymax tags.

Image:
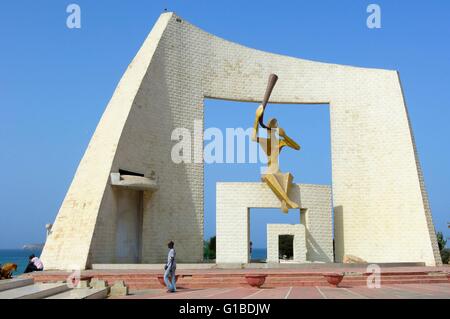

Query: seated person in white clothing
<box><xmin>24</xmin><ymin>254</ymin><xmax>44</xmax><ymax>273</ymax></box>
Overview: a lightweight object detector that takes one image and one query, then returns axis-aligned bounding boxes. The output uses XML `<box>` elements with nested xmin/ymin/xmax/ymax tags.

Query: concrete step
<box><xmin>29</xmin><ymin>269</ymin><xmax>450</xmax><ymax>291</ymax></box>
<box><xmin>47</xmin><ymin>288</ymin><xmax>108</xmax><ymax>299</ymax></box>
<box><xmin>0</xmin><ymin>278</ymin><xmax>34</xmax><ymax>292</ymax></box>
<box><xmin>0</xmin><ymin>283</ymin><xmax>70</xmax><ymax>299</ymax></box>
<box><xmin>100</xmin><ymin>273</ymin><xmax>443</xmax><ymax>280</ymax></box>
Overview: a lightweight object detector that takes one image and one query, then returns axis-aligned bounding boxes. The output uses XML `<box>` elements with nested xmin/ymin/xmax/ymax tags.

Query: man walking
<box><xmin>164</xmin><ymin>241</ymin><xmax>176</xmax><ymax>293</ymax></box>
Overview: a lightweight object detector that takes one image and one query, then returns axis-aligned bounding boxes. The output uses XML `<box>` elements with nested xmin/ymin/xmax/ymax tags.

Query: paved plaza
<box><xmin>115</xmin><ymin>283</ymin><xmax>450</xmax><ymax>299</ymax></box>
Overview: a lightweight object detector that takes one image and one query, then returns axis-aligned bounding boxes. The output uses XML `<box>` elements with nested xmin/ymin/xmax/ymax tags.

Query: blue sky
<box><xmin>0</xmin><ymin>1</ymin><xmax>449</xmax><ymax>249</ymax></box>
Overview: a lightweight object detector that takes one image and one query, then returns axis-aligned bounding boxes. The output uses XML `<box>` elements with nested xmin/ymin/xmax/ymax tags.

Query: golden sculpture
<box><xmin>252</xmin><ymin>74</ymin><xmax>301</xmax><ymax>213</ymax></box>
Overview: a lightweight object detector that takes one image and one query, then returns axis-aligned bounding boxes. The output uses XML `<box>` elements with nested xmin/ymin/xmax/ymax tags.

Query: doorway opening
<box><xmin>278</xmin><ymin>234</ymin><xmax>294</xmax><ymax>260</ymax></box>
<box><xmin>115</xmin><ymin>189</ymin><xmax>143</xmax><ymax>263</ymax></box>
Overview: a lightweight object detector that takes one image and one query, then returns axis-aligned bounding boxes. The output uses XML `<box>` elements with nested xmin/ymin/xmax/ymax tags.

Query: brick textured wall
<box><xmin>216</xmin><ymin>183</ymin><xmax>332</xmax><ymax>264</ymax></box>
<box><xmin>41</xmin><ymin>12</ymin><xmax>441</xmax><ymax>270</ymax></box>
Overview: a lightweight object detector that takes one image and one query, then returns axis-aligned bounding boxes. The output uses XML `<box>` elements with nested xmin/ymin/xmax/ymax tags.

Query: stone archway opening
<box><xmin>204</xmin><ymin>99</ymin><xmax>332</xmax><ymax>264</ymax></box>
<box><xmin>278</xmin><ymin>235</ymin><xmax>294</xmax><ymax>260</ymax></box>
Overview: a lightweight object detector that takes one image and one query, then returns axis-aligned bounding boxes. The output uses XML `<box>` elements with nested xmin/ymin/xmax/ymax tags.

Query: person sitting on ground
<box><xmin>24</xmin><ymin>254</ymin><xmax>44</xmax><ymax>273</ymax></box>
<box><xmin>164</xmin><ymin>241</ymin><xmax>177</xmax><ymax>293</ymax></box>
<box><xmin>1</xmin><ymin>263</ymin><xmax>17</xmax><ymax>279</ymax></box>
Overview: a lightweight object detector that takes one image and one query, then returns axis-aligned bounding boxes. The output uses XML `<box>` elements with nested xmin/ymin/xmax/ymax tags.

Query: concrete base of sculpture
<box><xmin>216</xmin><ymin>182</ymin><xmax>333</xmax><ymax>264</ymax></box>
<box><xmin>267</xmin><ymin>224</ymin><xmax>306</xmax><ymax>263</ymax></box>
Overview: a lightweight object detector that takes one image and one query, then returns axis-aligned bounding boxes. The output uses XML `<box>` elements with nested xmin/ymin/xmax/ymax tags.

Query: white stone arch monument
<box><xmin>41</xmin><ymin>12</ymin><xmax>441</xmax><ymax>270</ymax></box>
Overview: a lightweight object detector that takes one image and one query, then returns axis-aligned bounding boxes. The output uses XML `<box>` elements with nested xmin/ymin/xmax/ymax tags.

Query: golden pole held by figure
<box><xmin>251</xmin><ymin>74</ymin><xmax>301</xmax><ymax>213</ymax></box>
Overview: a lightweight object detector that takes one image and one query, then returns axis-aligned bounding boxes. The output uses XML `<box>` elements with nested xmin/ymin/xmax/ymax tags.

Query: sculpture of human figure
<box><xmin>251</xmin><ymin>74</ymin><xmax>301</xmax><ymax>213</ymax></box>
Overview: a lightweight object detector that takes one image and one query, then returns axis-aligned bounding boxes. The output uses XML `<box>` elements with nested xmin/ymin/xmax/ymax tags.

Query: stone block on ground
<box><xmin>89</xmin><ymin>278</ymin><xmax>108</xmax><ymax>289</ymax></box>
<box><xmin>110</xmin><ymin>280</ymin><xmax>128</xmax><ymax>296</ymax></box>
<box><xmin>343</xmin><ymin>255</ymin><xmax>367</xmax><ymax>264</ymax></box>
<box><xmin>90</xmin><ymin>278</ymin><xmax>110</xmax><ymax>294</ymax></box>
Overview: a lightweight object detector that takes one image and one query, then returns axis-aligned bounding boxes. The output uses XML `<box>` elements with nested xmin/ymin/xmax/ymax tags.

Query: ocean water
<box><xmin>251</xmin><ymin>248</ymin><xmax>266</xmax><ymax>261</ymax></box>
<box><xmin>0</xmin><ymin>249</ymin><xmax>42</xmax><ymax>275</ymax></box>
<box><xmin>0</xmin><ymin>248</ymin><xmax>265</xmax><ymax>274</ymax></box>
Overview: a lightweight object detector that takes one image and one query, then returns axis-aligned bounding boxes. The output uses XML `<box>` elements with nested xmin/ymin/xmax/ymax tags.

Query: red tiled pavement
<box><xmin>379</xmin><ymin>285</ymin><xmax>439</xmax><ymax>299</ymax></box>
<box><xmin>208</xmin><ymin>287</ymin><xmax>261</xmax><ymax>299</ymax></box>
<box><xmin>244</xmin><ymin>287</ymin><xmax>291</xmax><ymax>299</ymax></box>
<box><xmin>344</xmin><ymin>285</ymin><xmax>402</xmax><ymax>299</ymax></box>
<box><xmin>390</xmin><ymin>282</ymin><xmax>450</xmax><ymax>295</ymax></box>
<box><xmin>27</xmin><ymin>265</ymin><xmax>450</xmax><ymax>290</ymax></box>
<box><xmin>287</xmin><ymin>287</ymin><xmax>324</xmax><ymax>299</ymax></box>
<box><xmin>115</xmin><ymin>283</ymin><xmax>450</xmax><ymax>299</ymax></box>
<box><xmin>316</xmin><ymin>286</ymin><xmax>367</xmax><ymax>299</ymax></box>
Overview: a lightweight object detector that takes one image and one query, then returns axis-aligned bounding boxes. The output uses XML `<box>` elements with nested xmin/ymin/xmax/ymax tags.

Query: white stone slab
<box><xmin>110</xmin><ymin>173</ymin><xmax>158</xmax><ymax>191</ymax></box>
<box><xmin>216</xmin><ymin>183</ymin><xmax>333</xmax><ymax>264</ymax></box>
<box><xmin>0</xmin><ymin>278</ymin><xmax>34</xmax><ymax>292</ymax></box>
<box><xmin>0</xmin><ymin>283</ymin><xmax>69</xmax><ymax>299</ymax></box>
<box><xmin>46</xmin><ymin>288</ymin><xmax>108</xmax><ymax>299</ymax></box>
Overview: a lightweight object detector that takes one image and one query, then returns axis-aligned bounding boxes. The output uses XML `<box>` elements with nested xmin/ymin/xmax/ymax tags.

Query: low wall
<box><xmin>216</xmin><ymin>182</ymin><xmax>333</xmax><ymax>264</ymax></box>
